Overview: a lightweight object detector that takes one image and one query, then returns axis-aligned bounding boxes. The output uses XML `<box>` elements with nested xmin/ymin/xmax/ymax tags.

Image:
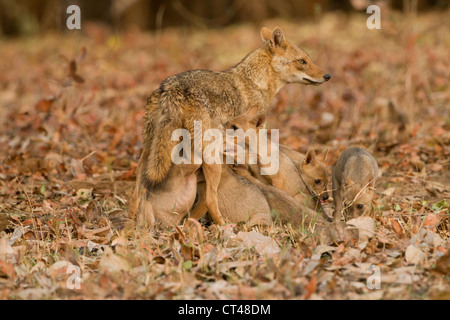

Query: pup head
<box><xmin>342</xmin><ymin>173</ymin><xmax>375</xmax><ymax>220</ymax></box>
<box><xmin>299</xmin><ymin>150</ymin><xmax>329</xmax><ymax>203</ymax></box>
<box><xmin>223</xmin><ymin>106</ymin><xmax>265</xmax><ymax>164</ymax></box>
<box><xmin>261</xmin><ymin>27</ymin><xmax>331</xmax><ymax>86</ymax></box>
<box><xmin>225</xmin><ymin>105</ymin><xmax>266</xmax><ymax>133</ymax></box>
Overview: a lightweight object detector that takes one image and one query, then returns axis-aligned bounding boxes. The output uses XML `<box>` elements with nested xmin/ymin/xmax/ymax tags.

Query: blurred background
<box><xmin>0</xmin><ymin>0</ymin><xmax>448</xmax><ymax>36</ymax></box>
<box><xmin>0</xmin><ymin>0</ymin><xmax>448</xmax><ymax>181</ymax></box>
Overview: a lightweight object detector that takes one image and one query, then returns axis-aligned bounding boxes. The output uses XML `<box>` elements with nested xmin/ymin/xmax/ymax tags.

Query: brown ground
<box><xmin>0</xmin><ymin>10</ymin><xmax>448</xmax><ymax>299</ymax></box>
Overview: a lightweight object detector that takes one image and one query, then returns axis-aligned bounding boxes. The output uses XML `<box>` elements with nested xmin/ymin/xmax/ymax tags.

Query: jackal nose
<box><xmin>322</xmin><ymin>194</ymin><xmax>329</xmax><ymax>201</ymax></box>
<box><xmin>323</xmin><ymin>74</ymin><xmax>331</xmax><ymax>81</ymax></box>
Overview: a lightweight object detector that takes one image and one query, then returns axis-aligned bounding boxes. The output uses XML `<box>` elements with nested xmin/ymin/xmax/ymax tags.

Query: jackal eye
<box><xmin>314</xmin><ymin>179</ymin><xmax>321</xmax><ymax>185</ymax></box>
<box><xmin>357</xmin><ymin>204</ymin><xmax>364</xmax><ymax>210</ymax></box>
<box><xmin>298</xmin><ymin>59</ymin><xmax>307</xmax><ymax>65</ymax></box>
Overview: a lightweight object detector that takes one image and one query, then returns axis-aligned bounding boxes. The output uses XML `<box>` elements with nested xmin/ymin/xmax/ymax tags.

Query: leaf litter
<box><xmin>0</xmin><ymin>10</ymin><xmax>449</xmax><ymax>299</ymax></box>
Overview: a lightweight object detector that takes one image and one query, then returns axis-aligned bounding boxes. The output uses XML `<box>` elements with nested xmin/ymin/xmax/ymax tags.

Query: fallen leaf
<box><xmin>391</xmin><ymin>219</ymin><xmax>403</xmax><ymax>235</ymax></box>
<box><xmin>305</xmin><ymin>276</ymin><xmax>317</xmax><ymax>300</ymax></box>
<box><xmin>347</xmin><ymin>217</ymin><xmax>375</xmax><ymax>242</ymax></box>
<box><xmin>48</xmin><ymin>260</ymin><xmax>74</xmax><ymax>277</ymax></box>
<box><xmin>382</xmin><ymin>187</ymin><xmax>396</xmax><ymax>197</ymax></box>
<box><xmin>236</xmin><ymin>231</ymin><xmax>280</xmax><ymax>256</ymax></box>
<box><xmin>435</xmin><ymin>251</ymin><xmax>450</xmax><ymax>276</ymax></box>
<box><xmin>0</xmin><ymin>261</ymin><xmax>15</xmax><ymax>278</ymax></box>
<box><xmin>423</xmin><ymin>213</ymin><xmax>442</xmax><ymax>229</ymax></box>
<box><xmin>99</xmin><ymin>247</ymin><xmax>130</xmax><ymax>274</ymax></box>
<box><xmin>405</xmin><ymin>245</ymin><xmax>425</xmax><ymax>265</ymax></box>
<box><xmin>0</xmin><ymin>239</ymin><xmax>18</xmax><ymax>264</ymax></box>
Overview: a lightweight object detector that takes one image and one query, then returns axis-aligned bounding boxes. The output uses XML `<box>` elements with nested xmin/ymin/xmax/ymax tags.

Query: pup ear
<box><xmin>363</xmin><ymin>173</ymin><xmax>375</xmax><ymax>189</ymax></box>
<box><xmin>321</xmin><ymin>149</ymin><xmax>329</xmax><ymax>162</ymax></box>
<box><xmin>272</xmin><ymin>27</ymin><xmax>287</xmax><ymax>48</ymax></box>
<box><xmin>343</xmin><ymin>174</ymin><xmax>355</xmax><ymax>187</ymax></box>
<box><xmin>253</xmin><ymin>114</ymin><xmax>266</xmax><ymax>129</ymax></box>
<box><xmin>304</xmin><ymin>150</ymin><xmax>316</xmax><ymax>166</ymax></box>
<box><xmin>246</xmin><ymin>105</ymin><xmax>259</xmax><ymax>117</ymax></box>
<box><xmin>261</xmin><ymin>27</ymin><xmax>273</xmax><ymax>44</ymax></box>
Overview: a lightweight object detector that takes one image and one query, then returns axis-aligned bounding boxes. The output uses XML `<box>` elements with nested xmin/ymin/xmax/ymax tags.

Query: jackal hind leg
<box><xmin>130</xmin><ymin>155</ymin><xmax>156</xmax><ymax>227</ymax></box>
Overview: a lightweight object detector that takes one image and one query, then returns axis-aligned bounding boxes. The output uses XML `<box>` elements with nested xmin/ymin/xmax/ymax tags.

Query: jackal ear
<box><xmin>343</xmin><ymin>174</ymin><xmax>355</xmax><ymax>187</ymax></box>
<box><xmin>252</xmin><ymin>114</ymin><xmax>266</xmax><ymax>129</ymax></box>
<box><xmin>272</xmin><ymin>27</ymin><xmax>287</xmax><ymax>48</ymax></box>
<box><xmin>246</xmin><ymin>105</ymin><xmax>259</xmax><ymax>117</ymax></box>
<box><xmin>304</xmin><ymin>150</ymin><xmax>316</xmax><ymax>166</ymax></box>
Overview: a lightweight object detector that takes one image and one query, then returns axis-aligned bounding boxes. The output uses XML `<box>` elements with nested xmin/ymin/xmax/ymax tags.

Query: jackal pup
<box><xmin>280</xmin><ymin>145</ymin><xmax>330</xmax><ymax>207</ymax></box>
<box><xmin>332</xmin><ymin>147</ymin><xmax>378</xmax><ymax>221</ymax></box>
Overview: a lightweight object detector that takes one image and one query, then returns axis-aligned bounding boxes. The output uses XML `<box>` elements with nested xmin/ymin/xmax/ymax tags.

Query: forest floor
<box><xmin>0</xmin><ymin>10</ymin><xmax>449</xmax><ymax>299</ymax></box>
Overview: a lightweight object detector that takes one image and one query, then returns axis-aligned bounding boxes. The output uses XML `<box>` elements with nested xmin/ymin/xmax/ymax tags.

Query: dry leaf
<box><xmin>236</xmin><ymin>231</ymin><xmax>280</xmax><ymax>256</ymax></box>
<box><xmin>347</xmin><ymin>217</ymin><xmax>375</xmax><ymax>242</ymax></box>
<box><xmin>99</xmin><ymin>247</ymin><xmax>130</xmax><ymax>274</ymax></box>
<box><xmin>405</xmin><ymin>245</ymin><xmax>426</xmax><ymax>265</ymax></box>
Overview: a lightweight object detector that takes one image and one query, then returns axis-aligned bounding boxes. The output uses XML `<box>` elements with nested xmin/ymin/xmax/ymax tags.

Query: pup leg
<box><xmin>189</xmin><ymin>182</ymin><xmax>208</xmax><ymax>221</ymax></box>
<box><xmin>247</xmin><ymin>212</ymin><xmax>272</xmax><ymax>227</ymax></box>
<box><xmin>332</xmin><ymin>168</ymin><xmax>342</xmax><ymax>222</ymax></box>
<box><xmin>202</xmin><ymin>163</ymin><xmax>225</xmax><ymax>225</ymax></box>
<box><xmin>183</xmin><ymin>182</ymin><xmax>209</xmax><ymax>232</ymax></box>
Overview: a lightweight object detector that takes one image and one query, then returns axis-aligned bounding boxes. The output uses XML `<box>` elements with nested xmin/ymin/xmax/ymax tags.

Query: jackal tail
<box><xmin>144</xmin><ymin>93</ymin><xmax>182</xmax><ymax>187</ymax></box>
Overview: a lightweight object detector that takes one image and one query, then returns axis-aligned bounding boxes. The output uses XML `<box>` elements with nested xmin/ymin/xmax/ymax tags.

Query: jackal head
<box><xmin>299</xmin><ymin>150</ymin><xmax>329</xmax><ymax>203</ymax></box>
<box><xmin>261</xmin><ymin>27</ymin><xmax>331</xmax><ymax>86</ymax></box>
<box><xmin>342</xmin><ymin>173</ymin><xmax>375</xmax><ymax>220</ymax></box>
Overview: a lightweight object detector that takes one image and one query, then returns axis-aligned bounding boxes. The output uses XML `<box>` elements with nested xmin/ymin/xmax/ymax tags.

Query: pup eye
<box><xmin>298</xmin><ymin>59</ymin><xmax>307</xmax><ymax>65</ymax></box>
<box><xmin>357</xmin><ymin>204</ymin><xmax>364</xmax><ymax>210</ymax></box>
<box><xmin>314</xmin><ymin>179</ymin><xmax>321</xmax><ymax>184</ymax></box>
